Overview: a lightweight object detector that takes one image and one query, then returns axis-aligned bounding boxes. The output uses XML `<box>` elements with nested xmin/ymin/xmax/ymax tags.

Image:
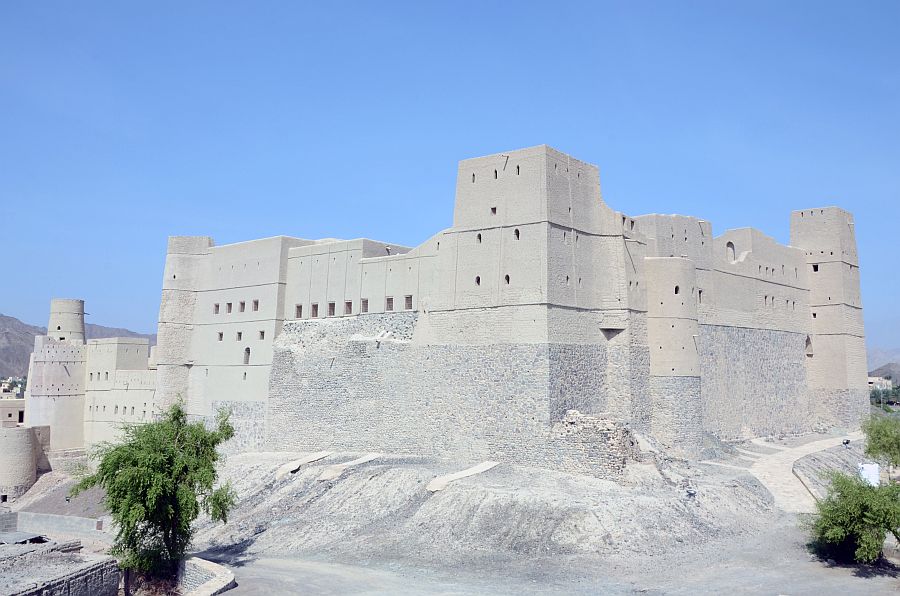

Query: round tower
<box><xmin>47</xmin><ymin>298</ymin><xmax>85</xmax><ymax>343</ymax></box>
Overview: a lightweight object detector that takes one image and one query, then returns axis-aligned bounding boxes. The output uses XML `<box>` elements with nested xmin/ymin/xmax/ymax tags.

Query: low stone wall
<box><xmin>16</xmin><ymin>511</ymin><xmax>104</xmax><ymax>538</ymax></box>
<box><xmin>178</xmin><ymin>556</ymin><xmax>236</xmax><ymax>596</ymax></box>
<box><xmin>1</xmin><ymin>542</ymin><xmax>119</xmax><ymax>596</ymax></box>
<box><xmin>0</xmin><ymin>509</ymin><xmax>16</xmax><ymax>532</ymax></box>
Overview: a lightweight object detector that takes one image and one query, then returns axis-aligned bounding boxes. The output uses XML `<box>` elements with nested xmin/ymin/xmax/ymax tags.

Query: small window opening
<box><xmin>475</xmin><ymin>276</ymin><xmax>481</xmax><ymax>286</ymax></box>
<box><xmin>243</xmin><ymin>372</ymin><xmax>247</xmax><ymax>380</ymax></box>
<box><xmin>361</xmin><ymin>298</ymin><xmax>369</xmax><ymax>313</ymax></box>
<box><xmin>805</xmin><ymin>336</ymin><xmax>814</xmax><ymax>358</ymax></box>
<box><xmin>386</xmin><ymin>297</ymin><xmax>394</xmax><ymax>311</ymax></box>
<box><xmin>404</xmin><ymin>295</ymin><xmax>413</xmax><ymax>310</ymax></box>
<box><xmin>259</xmin><ymin>330</ymin><xmax>265</xmax><ymax>340</ymax></box>
<box><xmin>236</xmin><ymin>331</ymin><xmax>243</xmax><ymax>341</ymax></box>
<box><xmin>476</xmin><ymin>233</ymin><xmax>482</xmax><ymax>243</ymax></box>
<box><xmin>494</xmin><ymin>169</ymin><xmax>498</xmax><ymax>179</ymax></box>
<box><xmin>57</xmin><ymin>325</ymin><xmax>61</xmax><ymax>330</ymax></box>
<box><xmin>312</xmin><ymin>303</ymin><xmax>319</xmax><ymax>317</ymax></box>
<box><xmin>239</xmin><ymin>301</ymin><xmax>246</xmax><ymax>313</ymax></box>
<box><xmin>490</xmin><ymin>207</ymin><xmax>497</xmax><ymax>215</ymax></box>
<box><xmin>345</xmin><ymin>301</ymin><xmax>353</xmax><ymax>315</ymax></box>
<box><xmin>504</xmin><ymin>274</ymin><xmax>510</xmax><ymax>284</ymax></box>
<box><xmin>295</xmin><ymin>304</ymin><xmax>302</xmax><ymax>318</ymax></box>
<box><xmin>516</xmin><ymin>165</ymin><xmax>520</xmax><ymax>175</ymax></box>
<box><xmin>244</xmin><ymin>347</ymin><xmax>251</xmax><ymax>364</ymax></box>
<box><xmin>214</xmin><ymin>303</ymin><xmax>220</xmax><ymax>314</ymax></box>
<box><xmin>698</xmin><ymin>290</ymin><xmax>703</xmax><ymax>303</ymax></box>
<box><xmin>674</xmin><ymin>285</ymin><xmax>680</xmax><ymax>295</ymax></box>
<box><xmin>726</xmin><ymin>242</ymin><xmax>736</xmax><ymax>263</ymax></box>
<box><xmin>472</xmin><ymin>173</ymin><xmax>475</xmax><ymax>183</ymax></box>
<box><xmin>217</xmin><ymin>332</ymin><xmax>223</xmax><ymax>341</ymax></box>
<box><xmin>813</xmin><ymin>264</ymin><xmax>819</xmax><ymax>272</ymax></box>
<box><xmin>226</xmin><ymin>302</ymin><xmax>233</xmax><ymax>314</ymax></box>
<box><xmin>105</xmin><ymin>372</ymin><xmax>109</xmax><ymax>381</ymax></box>
<box><xmin>328</xmin><ymin>302</ymin><xmax>336</xmax><ymax>317</ymax></box>
<box><xmin>514</xmin><ymin>228</ymin><xmax>520</xmax><ymax>240</ymax></box>
<box><xmin>252</xmin><ymin>300</ymin><xmax>259</xmax><ymax>311</ymax></box>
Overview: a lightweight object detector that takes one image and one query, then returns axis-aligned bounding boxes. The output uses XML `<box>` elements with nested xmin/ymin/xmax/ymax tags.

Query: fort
<box><xmin>4</xmin><ymin>144</ymin><xmax>867</xmax><ymax>499</ymax></box>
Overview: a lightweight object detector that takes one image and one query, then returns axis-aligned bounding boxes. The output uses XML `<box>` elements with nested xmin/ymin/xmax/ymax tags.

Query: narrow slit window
<box><xmin>236</xmin><ymin>331</ymin><xmax>243</xmax><ymax>341</ymax></box>
<box><xmin>386</xmin><ymin>297</ymin><xmax>394</xmax><ymax>311</ymax></box>
<box><xmin>514</xmin><ymin>228</ymin><xmax>520</xmax><ymax>240</ymax></box>
<box><xmin>404</xmin><ymin>295</ymin><xmax>413</xmax><ymax>310</ymax></box>
<box><xmin>214</xmin><ymin>303</ymin><xmax>220</xmax><ymax>314</ymax></box>
<box><xmin>217</xmin><ymin>332</ymin><xmax>223</xmax><ymax>342</ymax></box>
<box><xmin>244</xmin><ymin>347</ymin><xmax>251</xmax><ymax>365</ymax></box>
<box><xmin>259</xmin><ymin>330</ymin><xmax>265</xmax><ymax>340</ymax></box>
<box><xmin>226</xmin><ymin>302</ymin><xmax>233</xmax><ymax>314</ymax></box>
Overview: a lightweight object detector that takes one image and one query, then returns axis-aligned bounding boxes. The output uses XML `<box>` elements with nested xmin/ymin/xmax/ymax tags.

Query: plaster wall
<box><xmin>0</xmin><ymin>426</ymin><xmax>36</xmax><ymax>500</ymax></box>
<box><xmin>24</xmin><ymin>336</ymin><xmax>86</xmax><ymax>451</ymax></box>
<box><xmin>46</xmin><ymin>298</ymin><xmax>85</xmax><ymax>342</ymax></box>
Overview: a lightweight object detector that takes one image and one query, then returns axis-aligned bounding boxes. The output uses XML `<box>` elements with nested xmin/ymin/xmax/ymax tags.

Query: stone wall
<box><xmin>177</xmin><ymin>556</ymin><xmax>236</xmax><ymax>596</ymax></box>
<box><xmin>698</xmin><ymin>325</ymin><xmax>813</xmax><ymax>439</ymax></box>
<box><xmin>206</xmin><ymin>400</ymin><xmax>266</xmax><ymax>453</ymax></box>
<box><xmin>267</xmin><ymin>313</ymin><xmax>639</xmax><ymax>479</ymax></box>
<box><xmin>1</xmin><ymin>546</ymin><xmax>119</xmax><ymax>596</ymax></box>
<box><xmin>649</xmin><ymin>376</ymin><xmax>702</xmax><ymax>458</ymax></box>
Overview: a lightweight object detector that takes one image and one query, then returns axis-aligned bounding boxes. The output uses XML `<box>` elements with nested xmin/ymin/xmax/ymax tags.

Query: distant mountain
<box><xmin>869</xmin><ymin>362</ymin><xmax>900</xmax><ymax>384</ymax></box>
<box><xmin>867</xmin><ymin>346</ymin><xmax>900</xmax><ymax>371</ymax></box>
<box><xmin>0</xmin><ymin>313</ymin><xmax>156</xmax><ymax>378</ymax></box>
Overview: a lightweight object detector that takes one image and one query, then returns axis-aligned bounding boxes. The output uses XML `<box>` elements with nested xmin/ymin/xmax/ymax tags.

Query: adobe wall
<box><xmin>266</xmin><ymin>313</ymin><xmax>640</xmax><ymax>479</ymax></box>
<box><xmin>0</xmin><ymin>426</ymin><xmax>36</xmax><ymax>500</ymax></box>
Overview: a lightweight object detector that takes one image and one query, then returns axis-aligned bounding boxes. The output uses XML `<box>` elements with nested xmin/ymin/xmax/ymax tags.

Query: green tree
<box><xmin>863</xmin><ymin>415</ymin><xmax>900</xmax><ymax>469</ymax></box>
<box><xmin>810</xmin><ymin>472</ymin><xmax>900</xmax><ymax>563</ymax></box>
<box><xmin>72</xmin><ymin>402</ymin><xmax>236</xmax><ymax>578</ymax></box>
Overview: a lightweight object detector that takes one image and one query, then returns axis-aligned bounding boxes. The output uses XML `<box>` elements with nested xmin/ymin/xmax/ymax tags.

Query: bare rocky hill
<box><xmin>869</xmin><ymin>361</ymin><xmax>900</xmax><ymax>384</ymax></box>
<box><xmin>0</xmin><ymin>313</ymin><xmax>156</xmax><ymax>378</ymax></box>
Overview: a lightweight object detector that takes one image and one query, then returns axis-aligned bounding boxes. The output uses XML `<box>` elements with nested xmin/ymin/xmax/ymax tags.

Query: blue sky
<box><xmin>2</xmin><ymin>2</ymin><xmax>898</xmax><ymax>347</ymax></box>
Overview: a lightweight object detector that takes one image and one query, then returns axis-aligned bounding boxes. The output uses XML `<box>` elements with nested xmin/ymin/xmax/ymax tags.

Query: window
<box><xmin>516</xmin><ymin>165</ymin><xmax>520</xmax><ymax>175</ymax></box>
<box><xmin>472</xmin><ymin>173</ymin><xmax>475</xmax><ymax>183</ymax></box>
<box><xmin>328</xmin><ymin>302</ymin><xmax>336</xmax><ymax>316</ymax></box>
<box><xmin>504</xmin><ymin>274</ymin><xmax>510</xmax><ymax>284</ymax></box>
<box><xmin>214</xmin><ymin>303</ymin><xmax>220</xmax><ymax>314</ymax></box>
<box><xmin>345</xmin><ymin>301</ymin><xmax>353</xmax><ymax>315</ymax></box>
<box><xmin>476</xmin><ymin>233</ymin><xmax>482</xmax><ymax>243</ymax></box>
<box><xmin>726</xmin><ymin>242</ymin><xmax>736</xmax><ymax>263</ymax></box>
<box><xmin>244</xmin><ymin>347</ymin><xmax>251</xmax><ymax>365</ymax></box>
<box><xmin>236</xmin><ymin>331</ymin><xmax>243</xmax><ymax>341</ymax></box>
<box><xmin>217</xmin><ymin>332</ymin><xmax>223</xmax><ymax>341</ymax></box>
<box><xmin>131</xmin><ymin>407</ymin><xmax>134</xmax><ymax>415</ymax></box>
<box><xmin>90</xmin><ymin>373</ymin><xmax>93</xmax><ymax>381</ymax></box>
<box><xmin>115</xmin><ymin>406</ymin><xmax>118</xmax><ymax>414</ymax></box>
<box><xmin>813</xmin><ymin>264</ymin><xmax>819</xmax><ymax>272</ymax></box>
<box><xmin>386</xmin><ymin>297</ymin><xmax>394</xmax><ymax>311</ymax></box>
<box><xmin>674</xmin><ymin>286</ymin><xmax>680</xmax><ymax>295</ymax></box>
<box><xmin>361</xmin><ymin>298</ymin><xmax>369</xmax><ymax>313</ymax></box>
<box><xmin>19</xmin><ymin>411</ymin><xmax>24</xmax><ymax>423</ymax></box>
<box><xmin>243</xmin><ymin>372</ymin><xmax>247</xmax><ymax>380</ymax></box>
<box><xmin>475</xmin><ymin>276</ymin><xmax>481</xmax><ymax>286</ymax></box>
<box><xmin>226</xmin><ymin>302</ymin><xmax>233</xmax><ymax>314</ymax></box>
<box><xmin>259</xmin><ymin>330</ymin><xmax>265</xmax><ymax>340</ymax></box>
<box><xmin>514</xmin><ymin>228</ymin><xmax>520</xmax><ymax>240</ymax></box>
<box><xmin>404</xmin><ymin>295</ymin><xmax>413</xmax><ymax>310</ymax></box>
<box><xmin>239</xmin><ymin>301</ymin><xmax>246</xmax><ymax>313</ymax></box>
<box><xmin>805</xmin><ymin>336</ymin><xmax>814</xmax><ymax>358</ymax></box>
<box><xmin>105</xmin><ymin>372</ymin><xmax>109</xmax><ymax>381</ymax></box>
<box><xmin>494</xmin><ymin>169</ymin><xmax>498</xmax><ymax>179</ymax></box>
<box><xmin>490</xmin><ymin>207</ymin><xmax>497</xmax><ymax>215</ymax></box>
<box><xmin>252</xmin><ymin>300</ymin><xmax>259</xmax><ymax>311</ymax></box>
<box><xmin>312</xmin><ymin>303</ymin><xmax>319</xmax><ymax>317</ymax></box>
<box><xmin>698</xmin><ymin>290</ymin><xmax>703</xmax><ymax>304</ymax></box>
<box><xmin>295</xmin><ymin>304</ymin><xmax>302</xmax><ymax>318</ymax></box>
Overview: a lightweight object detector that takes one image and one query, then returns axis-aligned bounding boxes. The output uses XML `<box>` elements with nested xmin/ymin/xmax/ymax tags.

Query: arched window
<box><xmin>504</xmin><ymin>274</ymin><xmax>510</xmax><ymax>284</ymax></box>
<box><xmin>516</xmin><ymin>165</ymin><xmax>520</xmax><ymax>175</ymax></box>
<box><xmin>475</xmin><ymin>276</ymin><xmax>481</xmax><ymax>286</ymax></box>
<box><xmin>726</xmin><ymin>241</ymin><xmax>736</xmax><ymax>263</ymax></box>
<box><xmin>514</xmin><ymin>229</ymin><xmax>520</xmax><ymax>240</ymax></box>
<box><xmin>244</xmin><ymin>347</ymin><xmax>251</xmax><ymax>365</ymax></box>
<box><xmin>476</xmin><ymin>233</ymin><xmax>482</xmax><ymax>243</ymax></box>
<box><xmin>494</xmin><ymin>169</ymin><xmax>498</xmax><ymax>179</ymax></box>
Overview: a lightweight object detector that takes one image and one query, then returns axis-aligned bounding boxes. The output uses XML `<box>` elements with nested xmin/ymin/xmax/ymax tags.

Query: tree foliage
<box><xmin>810</xmin><ymin>472</ymin><xmax>900</xmax><ymax>563</ymax></box>
<box><xmin>72</xmin><ymin>402</ymin><xmax>236</xmax><ymax>577</ymax></box>
<box><xmin>863</xmin><ymin>415</ymin><xmax>900</xmax><ymax>468</ymax></box>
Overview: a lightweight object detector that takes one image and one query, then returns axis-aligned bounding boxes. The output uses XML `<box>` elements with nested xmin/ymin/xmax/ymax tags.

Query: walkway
<box><xmin>701</xmin><ymin>431</ymin><xmax>864</xmax><ymax>514</ymax></box>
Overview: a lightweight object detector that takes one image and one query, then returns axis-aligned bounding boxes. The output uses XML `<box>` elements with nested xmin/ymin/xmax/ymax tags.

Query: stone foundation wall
<box><xmin>814</xmin><ymin>388</ymin><xmax>868</xmax><ymax>430</ymax></box>
<box><xmin>649</xmin><ymin>376</ymin><xmax>702</xmax><ymax>458</ymax></box>
<box><xmin>204</xmin><ymin>400</ymin><xmax>266</xmax><ymax>453</ymax></box>
<box><xmin>698</xmin><ymin>325</ymin><xmax>813</xmax><ymax>439</ymax></box>
<box><xmin>267</xmin><ymin>314</ymin><xmax>638</xmax><ymax>479</ymax></box>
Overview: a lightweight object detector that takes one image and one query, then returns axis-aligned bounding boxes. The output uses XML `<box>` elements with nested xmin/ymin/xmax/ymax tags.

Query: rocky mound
<box><xmin>194</xmin><ymin>452</ymin><xmax>773</xmax><ymax>568</ymax></box>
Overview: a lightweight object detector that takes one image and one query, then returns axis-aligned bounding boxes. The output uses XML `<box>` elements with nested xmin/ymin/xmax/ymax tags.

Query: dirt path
<box><xmin>748</xmin><ymin>431</ymin><xmax>864</xmax><ymax>513</ymax></box>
